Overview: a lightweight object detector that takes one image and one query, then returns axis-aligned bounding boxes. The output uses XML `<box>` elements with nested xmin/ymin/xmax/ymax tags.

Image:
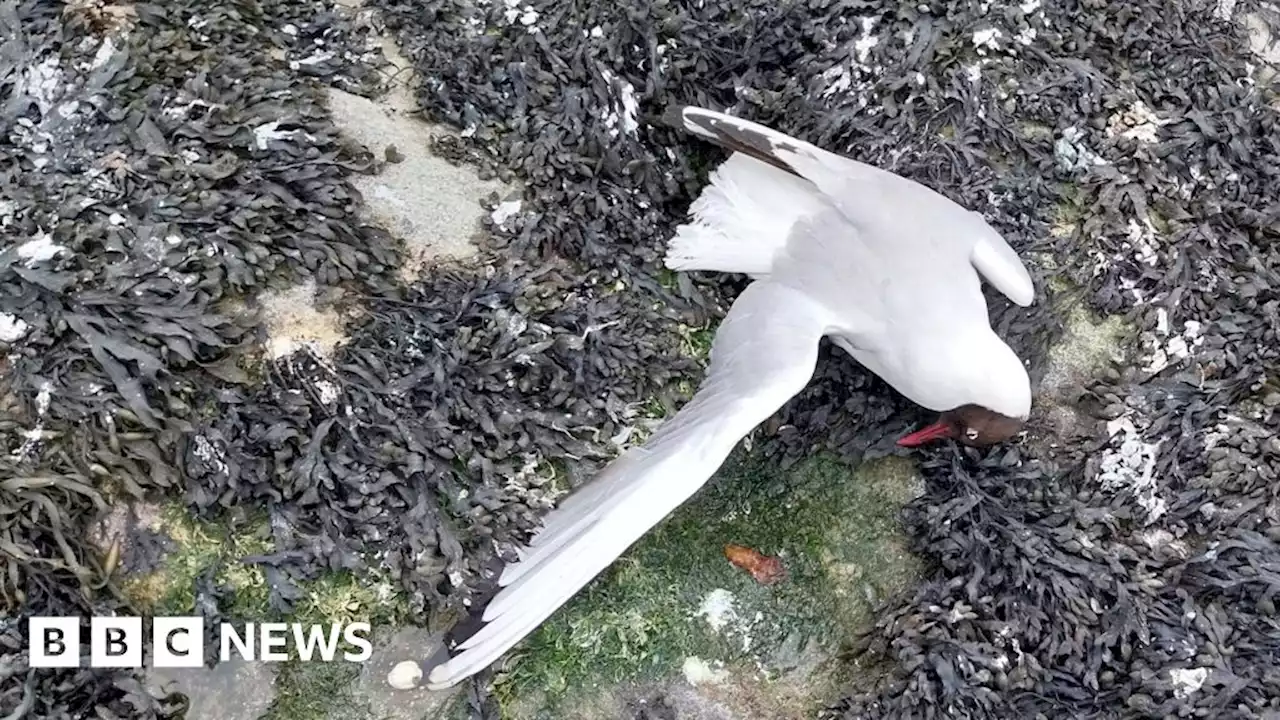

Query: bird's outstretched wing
<box><xmin>675</xmin><ymin>105</ymin><xmax>1035</xmax><ymax>307</ymax></box>
<box><xmin>425</xmin><ymin>281</ymin><xmax>834</xmax><ymax>688</ymax></box>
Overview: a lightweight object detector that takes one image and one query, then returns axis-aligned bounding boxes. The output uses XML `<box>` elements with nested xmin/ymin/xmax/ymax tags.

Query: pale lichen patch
<box><xmin>681</xmin><ymin>656</ymin><xmax>730</xmax><ymax>686</ymax></box>
<box><xmin>1039</xmin><ymin>306</ymin><xmax>1130</xmax><ymax>398</ymax></box>
<box><xmin>258</xmin><ymin>280</ymin><xmax>348</xmax><ymax>360</ymax></box>
<box><xmin>1170</xmin><ymin>667</ymin><xmax>1209</xmax><ymax>699</ymax></box>
<box><xmin>1098</xmin><ymin>414</ymin><xmax>1167</xmax><ymax>525</ymax></box>
<box><xmin>1033</xmin><ymin>290</ymin><xmax>1134</xmax><ymax>443</ymax></box>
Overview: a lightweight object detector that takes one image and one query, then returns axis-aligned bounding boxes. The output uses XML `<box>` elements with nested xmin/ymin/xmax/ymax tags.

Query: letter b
<box><xmin>28</xmin><ymin>617</ymin><xmax>81</xmax><ymax>668</ymax></box>
<box><xmin>91</xmin><ymin>617</ymin><xmax>142</xmax><ymax>668</ymax></box>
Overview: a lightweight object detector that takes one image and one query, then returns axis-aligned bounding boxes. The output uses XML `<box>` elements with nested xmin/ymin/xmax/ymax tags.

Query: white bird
<box><xmin>425</xmin><ymin>105</ymin><xmax>1036</xmax><ymax>689</ymax></box>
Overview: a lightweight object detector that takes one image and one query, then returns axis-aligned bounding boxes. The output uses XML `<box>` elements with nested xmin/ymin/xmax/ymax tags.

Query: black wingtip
<box><xmin>655</xmin><ymin>105</ymin><xmax>802</xmax><ymax>178</ymax></box>
<box><xmin>441</xmin><ymin>553</ymin><xmax>508</xmax><ymax>650</ymax></box>
<box><xmin>677</xmin><ymin>108</ymin><xmax>803</xmax><ymax>178</ymax></box>
<box><xmin>421</xmin><ymin>640</ymin><xmax>453</xmax><ymax>676</ymax></box>
<box><xmin>657</xmin><ymin>103</ymin><xmax>691</xmax><ymax>131</ymax></box>
<box><xmin>420</xmin><ymin>553</ymin><xmax>513</xmax><ymax>689</ymax></box>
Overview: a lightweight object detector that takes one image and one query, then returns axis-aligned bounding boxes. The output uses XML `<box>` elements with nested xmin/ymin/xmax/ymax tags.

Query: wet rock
<box><xmin>257</xmin><ymin>280</ymin><xmax>349</xmax><ymax>360</ymax></box>
<box><xmin>350</xmin><ymin>627</ymin><xmax>457</xmax><ymax>720</ymax></box>
<box><xmin>1035</xmin><ymin>305</ymin><xmax>1132</xmax><ymax>443</ymax></box>
<box><xmin>88</xmin><ymin>500</ymin><xmax>171</xmax><ymax>577</ymax></box>
<box><xmin>491</xmin><ymin>454</ymin><xmax>916</xmax><ymax>719</ymax></box>
<box><xmin>145</xmin><ymin>657</ymin><xmax>278</xmax><ymax>720</ymax></box>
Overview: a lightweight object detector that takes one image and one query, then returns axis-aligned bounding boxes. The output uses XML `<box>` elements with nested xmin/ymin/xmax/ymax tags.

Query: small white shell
<box><xmin>387</xmin><ymin>660</ymin><xmax>423</xmax><ymax>690</ymax></box>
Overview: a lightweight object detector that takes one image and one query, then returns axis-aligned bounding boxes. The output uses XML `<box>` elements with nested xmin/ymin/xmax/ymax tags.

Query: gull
<box><xmin>425</xmin><ymin>105</ymin><xmax>1036</xmax><ymax>688</ymax></box>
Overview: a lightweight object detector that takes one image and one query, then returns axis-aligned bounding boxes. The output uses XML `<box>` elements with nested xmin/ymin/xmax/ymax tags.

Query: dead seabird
<box><xmin>425</xmin><ymin>105</ymin><xmax>1037</xmax><ymax>688</ymax></box>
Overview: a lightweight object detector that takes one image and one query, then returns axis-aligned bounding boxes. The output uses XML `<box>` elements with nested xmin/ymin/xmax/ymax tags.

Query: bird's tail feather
<box><xmin>665</xmin><ymin>152</ymin><xmax>823</xmax><ymax>276</ymax></box>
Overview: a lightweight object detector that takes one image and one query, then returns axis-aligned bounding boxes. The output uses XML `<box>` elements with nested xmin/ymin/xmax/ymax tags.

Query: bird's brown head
<box><xmin>896</xmin><ymin>404</ymin><xmax>1025</xmax><ymax>448</ymax></box>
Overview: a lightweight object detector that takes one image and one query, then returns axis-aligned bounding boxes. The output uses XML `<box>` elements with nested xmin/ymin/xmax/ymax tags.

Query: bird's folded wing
<box><xmin>425</xmin><ymin>281</ymin><xmax>834</xmax><ymax>689</ymax></box>
<box><xmin>678</xmin><ymin>106</ymin><xmax>1035</xmax><ymax>307</ymax></box>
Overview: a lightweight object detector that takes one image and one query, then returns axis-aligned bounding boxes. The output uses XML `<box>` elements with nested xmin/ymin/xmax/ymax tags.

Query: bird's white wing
<box><xmin>679</xmin><ymin>106</ymin><xmax>1035</xmax><ymax>307</ymax></box>
<box><xmin>425</xmin><ymin>281</ymin><xmax>835</xmax><ymax>689</ymax></box>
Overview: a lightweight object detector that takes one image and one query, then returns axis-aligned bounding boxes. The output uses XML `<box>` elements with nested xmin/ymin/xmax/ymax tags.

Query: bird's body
<box><xmin>669</xmin><ymin>151</ymin><xmax>1031</xmax><ymax>420</ymax></box>
<box><xmin>425</xmin><ymin>106</ymin><xmax>1036</xmax><ymax>689</ymax></box>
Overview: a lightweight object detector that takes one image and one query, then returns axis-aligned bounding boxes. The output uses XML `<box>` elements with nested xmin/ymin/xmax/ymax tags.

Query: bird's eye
<box><xmin>964</xmin><ymin>427</ymin><xmax>980</xmax><ymax>441</ymax></box>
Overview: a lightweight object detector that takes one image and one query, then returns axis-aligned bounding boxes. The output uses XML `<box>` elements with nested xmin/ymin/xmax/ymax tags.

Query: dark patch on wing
<box><xmin>670</xmin><ymin>104</ymin><xmax>808</xmax><ymax>178</ymax></box>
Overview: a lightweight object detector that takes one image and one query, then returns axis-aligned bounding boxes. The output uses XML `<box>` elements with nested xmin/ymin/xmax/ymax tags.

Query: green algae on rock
<box><xmin>120</xmin><ymin>504</ymin><xmax>274</xmax><ymax>618</ymax></box>
<box><xmin>121</xmin><ymin>503</ymin><xmax>411</xmax><ymax>626</ymax></box>
<box><xmin>488</xmin><ymin>451</ymin><xmax>925</xmax><ymax>719</ymax></box>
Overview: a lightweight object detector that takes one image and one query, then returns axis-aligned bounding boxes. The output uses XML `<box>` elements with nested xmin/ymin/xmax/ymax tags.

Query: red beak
<box><xmin>896</xmin><ymin>420</ymin><xmax>955</xmax><ymax>447</ymax></box>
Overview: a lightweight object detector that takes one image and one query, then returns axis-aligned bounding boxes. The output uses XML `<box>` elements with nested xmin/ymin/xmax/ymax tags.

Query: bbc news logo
<box><xmin>28</xmin><ymin>617</ymin><xmax>373</xmax><ymax>668</ymax></box>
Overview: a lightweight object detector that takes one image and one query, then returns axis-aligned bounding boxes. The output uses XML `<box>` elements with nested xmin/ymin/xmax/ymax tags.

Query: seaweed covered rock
<box><xmin>1</xmin><ymin>0</ymin><xmax>394</xmax><ymax>715</ymax></box>
<box><xmin>4</xmin><ymin>0</ymin><xmax>1280</xmax><ymax>717</ymax></box>
<box><xmin>1</xmin><ymin>0</ymin><xmax>701</xmax><ymax>714</ymax></box>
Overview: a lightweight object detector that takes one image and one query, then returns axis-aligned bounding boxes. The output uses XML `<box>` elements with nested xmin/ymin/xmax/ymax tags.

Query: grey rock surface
<box><xmin>146</xmin><ymin>657</ymin><xmax>278</xmax><ymax>720</ymax></box>
<box><xmin>325</xmin><ymin>31</ymin><xmax>510</xmax><ymax>279</ymax></box>
<box><xmin>348</xmin><ymin>628</ymin><xmax>458</xmax><ymax>720</ymax></box>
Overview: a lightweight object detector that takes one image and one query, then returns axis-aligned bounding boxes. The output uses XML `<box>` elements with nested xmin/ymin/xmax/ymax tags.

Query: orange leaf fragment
<box><xmin>723</xmin><ymin>544</ymin><xmax>787</xmax><ymax>585</ymax></box>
